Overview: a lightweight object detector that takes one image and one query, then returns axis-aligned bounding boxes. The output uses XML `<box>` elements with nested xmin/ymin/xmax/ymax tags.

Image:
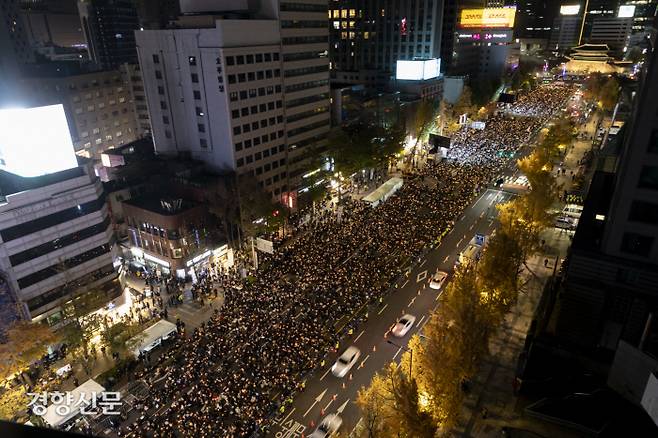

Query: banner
<box><xmin>256</xmin><ymin>238</ymin><xmax>274</xmax><ymax>254</ymax></box>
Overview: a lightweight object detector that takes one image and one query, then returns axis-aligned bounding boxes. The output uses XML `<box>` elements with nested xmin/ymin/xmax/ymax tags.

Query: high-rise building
<box><xmin>327</xmin><ymin>0</ymin><xmax>445</xmax><ymax>89</ymax></box>
<box><xmin>549</xmin><ymin>7</ymin><xmax>583</xmax><ymax>54</ymax></box>
<box><xmin>556</xmin><ymin>45</ymin><xmax>658</xmax><ymax>355</ymax></box>
<box><xmin>514</xmin><ymin>0</ymin><xmax>560</xmax><ymax>47</ymax></box>
<box><xmin>589</xmin><ymin>15</ymin><xmax>633</xmax><ymax>54</ymax></box>
<box><xmin>440</xmin><ymin>0</ymin><xmax>484</xmax><ymax>75</ymax></box>
<box><xmin>136</xmin><ymin>1</ymin><xmax>330</xmax><ymax>198</ymax></box>
<box><xmin>0</xmin><ymin>0</ymin><xmax>34</xmax><ymax>99</ymax></box>
<box><xmin>78</xmin><ymin>0</ymin><xmax>140</xmax><ymax>70</ymax></box>
<box><xmin>581</xmin><ymin>0</ymin><xmax>620</xmax><ymax>44</ymax></box>
<box><xmin>135</xmin><ymin>0</ymin><xmax>180</xmax><ymax>29</ymax></box>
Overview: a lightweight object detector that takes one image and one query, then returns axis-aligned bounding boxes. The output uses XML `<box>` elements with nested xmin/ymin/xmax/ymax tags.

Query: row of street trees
<box><xmin>355</xmin><ymin>119</ymin><xmax>574</xmax><ymax>437</ymax></box>
<box><xmin>583</xmin><ymin>73</ymin><xmax>620</xmax><ymax>112</ymax></box>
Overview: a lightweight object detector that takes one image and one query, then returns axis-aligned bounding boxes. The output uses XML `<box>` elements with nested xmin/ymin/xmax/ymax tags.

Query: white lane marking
<box><xmin>354</xmin><ymin>330</ymin><xmax>365</xmax><ymax>343</ymax></box>
<box><xmin>358</xmin><ymin>354</ymin><xmax>370</xmax><ymax>369</ymax></box>
<box><xmin>416</xmin><ymin>270</ymin><xmax>427</xmax><ymax>283</ymax></box>
<box><xmin>469</xmin><ymin>223</ymin><xmax>475</xmax><ymax>231</ymax></box>
<box><xmin>322</xmin><ymin>397</ymin><xmax>336</xmax><ymax>413</ymax></box>
<box><xmin>408</xmin><ymin>297</ymin><xmax>416</xmax><ymax>308</ymax></box>
<box><xmin>418</xmin><ymin>315</ymin><xmax>426</xmax><ymax>326</ymax></box>
<box><xmin>420</xmin><ymin>318</ymin><xmax>430</xmax><ymax>330</ymax></box>
<box><xmin>443</xmin><ymin>255</ymin><xmax>450</xmax><ymax>263</ymax></box>
<box><xmin>456</xmin><ymin>238</ymin><xmax>463</xmax><ymax>247</ymax></box>
<box><xmin>480</xmin><ymin>211</ymin><xmax>485</xmax><ymax>219</ymax></box>
<box><xmin>473</xmin><ymin>190</ymin><xmax>489</xmax><ymax>208</ymax></box>
<box><xmin>419</xmin><ymin>259</ymin><xmax>427</xmax><ymax>267</ymax></box>
<box><xmin>402</xmin><ymin>279</ymin><xmax>409</xmax><ymax>288</ymax></box>
<box><xmin>303</xmin><ymin>389</ymin><xmax>327</xmax><ymax>417</ymax></box>
<box><xmin>320</xmin><ymin>368</ymin><xmax>331</xmax><ymax>381</ymax></box>
<box><xmin>283</xmin><ymin>407</ymin><xmax>296</xmax><ymax>422</ymax></box>
<box><xmin>336</xmin><ymin>399</ymin><xmax>350</xmax><ymax>415</ymax></box>
<box><xmin>377</xmin><ymin>304</ymin><xmax>389</xmax><ymax>315</ymax></box>
<box><xmin>392</xmin><ymin>347</ymin><xmax>403</xmax><ymax>360</ymax></box>
<box><xmin>351</xmin><ymin>418</ymin><xmax>364</xmax><ymax>437</ymax></box>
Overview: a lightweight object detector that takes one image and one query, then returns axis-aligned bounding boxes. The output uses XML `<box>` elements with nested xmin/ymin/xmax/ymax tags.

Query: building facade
<box><xmin>136</xmin><ymin>1</ymin><xmax>330</xmax><ymax>197</ymax></box>
<box><xmin>589</xmin><ymin>16</ymin><xmax>633</xmax><ymax>55</ymax></box>
<box><xmin>17</xmin><ymin>69</ymin><xmax>141</xmax><ymax>161</ymax></box>
<box><xmin>120</xmin><ymin>63</ymin><xmax>151</xmax><ymax>137</ymax></box>
<box><xmin>0</xmin><ymin>164</ymin><xmax>116</xmax><ymax>323</ymax></box>
<box><xmin>327</xmin><ymin>0</ymin><xmax>445</xmax><ymax>89</ymax></box>
<box><xmin>556</xmin><ymin>44</ymin><xmax>658</xmax><ymax>353</ymax></box>
<box><xmin>0</xmin><ymin>0</ymin><xmax>34</xmax><ymax>100</ymax></box>
<box><xmin>514</xmin><ymin>0</ymin><xmax>560</xmax><ymax>49</ymax></box>
<box><xmin>78</xmin><ymin>0</ymin><xmax>140</xmax><ymax>70</ymax></box>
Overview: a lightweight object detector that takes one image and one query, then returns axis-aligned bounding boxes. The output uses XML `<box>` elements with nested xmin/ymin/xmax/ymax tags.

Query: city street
<box><xmin>267</xmin><ymin>187</ymin><xmax>513</xmax><ymax>438</ymax></box>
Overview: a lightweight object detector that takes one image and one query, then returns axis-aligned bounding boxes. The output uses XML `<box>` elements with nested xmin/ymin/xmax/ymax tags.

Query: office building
<box><xmin>136</xmin><ymin>1</ymin><xmax>330</xmax><ymax>198</ymax></box>
<box><xmin>514</xmin><ymin>0</ymin><xmax>560</xmax><ymax>50</ymax></box>
<box><xmin>581</xmin><ymin>0</ymin><xmax>620</xmax><ymax>44</ymax></box>
<box><xmin>16</xmin><ymin>68</ymin><xmax>141</xmax><ymax>161</ymax></box>
<box><xmin>440</xmin><ymin>0</ymin><xmax>484</xmax><ymax>75</ymax></box>
<box><xmin>549</xmin><ymin>9</ymin><xmax>582</xmax><ymax>54</ymax></box>
<box><xmin>19</xmin><ymin>0</ymin><xmax>86</xmax><ymax>49</ymax></box>
<box><xmin>328</xmin><ymin>0</ymin><xmax>445</xmax><ymax>89</ymax></box>
<box><xmin>0</xmin><ymin>0</ymin><xmax>34</xmax><ymax>99</ymax></box>
<box><xmin>78</xmin><ymin>0</ymin><xmax>140</xmax><ymax>70</ymax></box>
<box><xmin>589</xmin><ymin>16</ymin><xmax>633</xmax><ymax>54</ymax></box>
<box><xmin>0</xmin><ymin>104</ymin><xmax>116</xmax><ymax>323</ymax></box>
<box><xmin>135</xmin><ymin>0</ymin><xmax>180</xmax><ymax>29</ymax></box>
<box><xmin>120</xmin><ymin>63</ymin><xmax>151</xmax><ymax>137</ymax></box>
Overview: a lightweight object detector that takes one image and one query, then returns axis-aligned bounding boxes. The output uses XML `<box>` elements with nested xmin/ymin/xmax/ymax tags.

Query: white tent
<box><xmin>363</xmin><ymin>177</ymin><xmax>404</xmax><ymax>207</ymax></box>
<box><xmin>127</xmin><ymin>319</ymin><xmax>177</xmax><ymax>357</ymax></box>
<box><xmin>42</xmin><ymin>379</ymin><xmax>105</xmax><ymax>427</ymax></box>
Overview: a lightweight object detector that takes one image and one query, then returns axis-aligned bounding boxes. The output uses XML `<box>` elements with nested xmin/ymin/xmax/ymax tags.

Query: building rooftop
<box><xmin>0</xmin><ymin>166</ymin><xmax>86</xmax><ymax>198</ymax></box>
<box><xmin>123</xmin><ymin>195</ymin><xmax>199</xmax><ymax>216</ymax></box>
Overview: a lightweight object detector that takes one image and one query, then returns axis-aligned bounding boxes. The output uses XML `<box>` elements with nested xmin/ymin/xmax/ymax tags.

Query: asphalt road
<box><xmin>267</xmin><ymin>187</ymin><xmax>515</xmax><ymax>438</ymax></box>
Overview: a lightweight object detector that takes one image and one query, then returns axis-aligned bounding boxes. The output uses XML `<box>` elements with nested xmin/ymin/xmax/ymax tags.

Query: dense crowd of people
<box><xmin>119</xmin><ymin>85</ymin><xmax>573</xmax><ymax>438</ymax></box>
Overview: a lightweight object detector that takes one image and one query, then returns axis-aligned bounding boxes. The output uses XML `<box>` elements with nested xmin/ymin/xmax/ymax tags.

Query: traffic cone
<box><xmin>320</xmin><ymin>408</ymin><xmax>325</xmax><ymax>416</ymax></box>
<box><xmin>349</xmin><ymin>373</ymin><xmax>353</xmax><ymax>380</ymax></box>
<box><xmin>373</xmin><ymin>344</ymin><xmax>377</xmax><ymax>352</ymax></box>
<box><xmin>342</xmin><ymin>381</ymin><xmax>346</xmax><ymax>389</ymax></box>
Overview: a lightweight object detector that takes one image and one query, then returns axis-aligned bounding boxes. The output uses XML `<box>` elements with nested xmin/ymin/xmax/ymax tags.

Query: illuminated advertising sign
<box><xmin>460</xmin><ymin>7</ymin><xmax>516</xmax><ymax>29</ymax></box>
<box><xmin>0</xmin><ymin>104</ymin><xmax>78</xmax><ymax>177</ymax></box>
<box><xmin>618</xmin><ymin>5</ymin><xmax>636</xmax><ymax>18</ymax></box>
<box><xmin>458</xmin><ymin>30</ymin><xmax>513</xmax><ymax>43</ymax></box>
<box><xmin>560</xmin><ymin>5</ymin><xmax>581</xmax><ymax>15</ymax></box>
<box><xmin>396</xmin><ymin>58</ymin><xmax>441</xmax><ymax>80</ymax></box>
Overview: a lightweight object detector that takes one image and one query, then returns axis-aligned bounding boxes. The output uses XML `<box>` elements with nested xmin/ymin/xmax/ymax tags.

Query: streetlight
<box><xmin>387</xmin><ymin>339</ymin><xmax>413</xmax><ymax>378</ymax></box>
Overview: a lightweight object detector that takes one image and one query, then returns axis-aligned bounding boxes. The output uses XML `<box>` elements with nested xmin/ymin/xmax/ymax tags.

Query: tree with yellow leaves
<box><xmin>0</xmin><ymin>321</ymin><xmax>58</xmax><ymax>382</ymax></box>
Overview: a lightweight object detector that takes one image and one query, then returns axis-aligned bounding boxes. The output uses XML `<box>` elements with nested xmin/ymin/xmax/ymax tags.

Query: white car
<box><xmin>309</xmin><ymin>414</ymin><xmax>343</xmax><ymax>438</ymax></box>
<box><xmin>331</xmin><ymin>346</ymin><xmax>360</xmax><ymax>378</ymax></box>
<box><xmin>429</xmin><ymin>271</ymin><xmax>449</xmax><ymax>290</ymax></box>
<box><xmin>392</xmin><ymin>314</ymin><xmax>416</xmax><ymax>337</ymax></box>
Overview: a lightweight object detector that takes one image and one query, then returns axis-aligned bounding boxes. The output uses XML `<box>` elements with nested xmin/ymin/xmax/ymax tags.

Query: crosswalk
<box><xmin>497</xmin><ymin>175</ymin><xmax>530</xmax><ymax>193</ymax></box>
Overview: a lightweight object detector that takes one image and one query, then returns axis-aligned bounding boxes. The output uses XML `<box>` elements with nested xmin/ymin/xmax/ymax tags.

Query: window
<box><xmin>248</xmin><ymin>72</ymin><xmax>255</xmax><ymax>81</ymax></box>
<box><xmin>629</xmin><ymin>201</ymin><xmax>658</xmax><ymax>224</ymax></box>
<box><xmin>256</xmin><ymin>167</ymin><xmax>263</xmax><ymax>175</ymax></box>
<box><xmin>198</xmin><ymin>123</ymin><xmax>205</xmax><ymax>133</ymax></box>
<box><xmin>252</xmin><ymin>122</ymin><xmax>259</xmax><ymax>130</ymax></box>
<box><xmin>158</xmin><ymin>86</ymin><xmax>165</xmax><ymax>95</ymax></box>
<box><xmin>196</xmin><ymin>106</ymin><xmax>204</xmax><ymax>116</ymax></box>
<box><xmin>276</xmin><ymin>100</ymin><xmax>283</xmax><ymax>108</ymax></box>
<box><xmin>160</xmin><ymin>101</ymin><xmax>167</xmax><ymax>110</ymax></box>
<box><xmin>233</xmin><ymin>126</ymin><xmax>241</xmax><ymax>135</ymax></box>
<box><xmin>237</xmin><ymin>158</ymin><xmax>244</xmax><ymax>167</ymax></box>
<box><xmin>249</xmin><ymin>89</ymin><xmax>257</xmax><ymax>98</ymax></box>
<box><xmin>244</xmin><ymin>139</ymin><xmax>252</xmax><ymax>148</ymax></box>
<box><xmin>260</xmin><ymin>104</ymin><xmax>266</xmax><ymax>112</ymax></box>
<box><xmin>257</xmin><ymin>71</ymin><xmax>264</xmax><ymax>80</ymax></box>
<box><xmin>235</xmin><ymin>142</ymin><xmax>243</xmax><ymax>151</ymax></box>
<box><xmin>273</xmin><ymin>53</ymin><xmax>279</xmax><ymax>61</ymax></box>
<box><xmin>639</xmin><ymin>166</ymin><xmax>658</xmax><ymax>190</ymax></box>
<box><xmin>189</xmin><ymin>56</ymin><xmax>197</xmax><ymax>66</ymax></box>
<box><xmin>621</xmin><ymin>232</ymin><xmax>654</xmax><ymax>257</ymax></box>
<box><xmin>258</xmin><ymin>88</ymin><xmax>265</xmax><ymax>97</ymax></box>
<box><xmin>200</xmin><ymin>138</ymin><xmax>207</xmax><ymax>148</ymax></box>
<box><xmin>238</xmin><ymin>73</ymin><xmax>246</xmax><ymax>82</ymax></box>
<box><xmin>193</xmin><ymin>90</ymin><xmax>201</xmax><ymax>100</ymax></box>
<box><xmin>226</xmin><ymin>56</ymin><xmax>235</xmax><ymax>66</ymax></box>
<box><xmin>240</xmin><ymin>91</ymin><xmax>247</xmax><ymax>100</ymax></box>
<box><xmin>228</xmin><ymin>74</ymin><xmax>236</xmax><ymax>84</ymax></box>
<box><xmin>243</xmin><ymin>124</ymin><xmax>251</xmax><ymax>133</ymax></box>
<box><xmin>268</xmin><ymin>102</ymin><xmax>274</xmax><ymax>110</ymax></box>
<box><xmin>264</xmin><ymin>53</ymin><xmax>271</xmax><ymax>62</ymax></box>
<box><xmin>246</xmin><ymin>54</ymin><xmax>254</xmax><ymax>64</ymax></box>
<box><xmin>165</xmin><ymin>130</ymin><xmax>172</xmax><ymax>139</ymax></box>
<box><xmin>230</xmin><ymin>92</ymin><xmax>238</xmax><ymax>101</ymax></box>
<box><xmin>152</xmin><ymin>54</ymin><xmax>160</xmax><ymax>64</ymax></box>
<box><xmin>256</xmin><ymin>54</ymin><xmax>263</xmax><ymax>63</ymax></box>
<box><xmin>241</xmin><ymin>108</ymin><xmax>249</xmax><ymax>117</ymax></box>
<box><xmin>254</xmin><ymin>137</ymin><xmax>261</xmax><ymax>146</ymax></box>
<box><xmin>191</xmin><ymin>73</ymin><xmax>199</xmax><ymax>83</ymax></box>
<box><xmin>162</xmin><ymin>116</ymin><xmax>169</xmax><ymax>124</ymax></box>
<box><xmin>260</xmin><ymin>120</ymin><xmax>267</xmax><ymax>128</ymax></box>
<box><xmin>250</xmin><ymin>105</ymin><xmax>258</xmax><ymax>114</ymax></box>
<box><xmin>246</xmin><ymin>155</ymin><xmax>253</xmax><ymax>164</ymax></box>
<box><xmin>236</xmin><ymin>55</ymin><xmax>244</xmax><ymax>65</ymax></box>
<box><xmin>262</xmin><ymin>134</ymin><xmax>268</xmax><ymax>143</ymax></box>
<box><xmin>232</xmin><ymin>109</ymin><xmax>240</xmax><ymax>118</ymax></box>
<box><xmin>155</xmin><ymin>70</ymin><xmax>162</xmax><ymax>79</ymax></box>
<box><xmin>267</xmin><ymin>86</ymin><xmax>274</xmax><ymax>94</ymax></box>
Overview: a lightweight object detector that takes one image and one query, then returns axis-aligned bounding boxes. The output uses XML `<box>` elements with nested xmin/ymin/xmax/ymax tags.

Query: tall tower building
<box><xmin>327</xmin><ymin>0</ymin><xmax>445</xmax><ymax>89</ymax></box>
<box><xmin>136</xmin><ymin>0</ymin><xmax>330</xmax><ymax>198</ymax></box>
<box><xmin>514</xmin><ymin>0</ymin><xmax>560</xmax><ymax>43</ymax></box>
<box><xmin>0</xmin><ymin>0</ymin><xmax>34</xmax><ymax>100</ymax></box>
<box><xmin>440</xmin><ymin>0</ymin><xmax>484</xmax><ymax>75</ymax></box>
<box><xmin>78</xmin><ymin>0</ymin><xmax>140</xmax><ymax>70</ymax></box>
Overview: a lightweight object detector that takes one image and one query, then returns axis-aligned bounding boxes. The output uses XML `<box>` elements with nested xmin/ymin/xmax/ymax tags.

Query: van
<box><xmin>562</xmin><ymin>204</ymin><xmax>583</xmax><ymax>218</ymax></box>
<box><xmin>458</xmin><ymin>244</ymin><xmax>482</xmax><ymax>265</ymax></box>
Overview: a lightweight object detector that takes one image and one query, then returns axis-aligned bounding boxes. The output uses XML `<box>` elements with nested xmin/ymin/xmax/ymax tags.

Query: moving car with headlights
<box><xmin>331</xmin><ymin>346</ymin><xmax>360</xmax><ymax>378</ymax></box>
<box><xmin>309</xmin><ymin>414</ymin><xmax>343</xmax><ymax>438</ymax></box>
<box><xmin>429</xmin><ymin>270</ymin><xmax>448</xmax><ymax>290</ymax></box>
<box><xmin>392</xmin><ymin>314</ymin><xmax>416</xmax><ymax>337</ymax></box>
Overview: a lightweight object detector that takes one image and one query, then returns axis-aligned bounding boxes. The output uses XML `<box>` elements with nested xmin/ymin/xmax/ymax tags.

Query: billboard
<box><xmin>460</xmin><ymin>7</ymin><xmax>516</xmax><ymax>29</ymax></box>
<box><xmin>0</xmin><ymin>104</ymin><xmax>78</xmax><ymax>177</ymax></box>
<box><xmin>396</xmin><ymin>59</ymin><xmax>441</xmax><ymax>81</ymax></box>
<box><xmin>618</xmin><ymin>5</ymin><xmax>636</xmax><ymax>18</ymax></box>
<box><xmin>560</xmin><ymin>5</ymin><xmax>581</xmax><ymax>15</ymax></box>
<box><xmin>458</xmin><ymin>29</ymin><xmax>513</xmax><ymax>43</ymax></box>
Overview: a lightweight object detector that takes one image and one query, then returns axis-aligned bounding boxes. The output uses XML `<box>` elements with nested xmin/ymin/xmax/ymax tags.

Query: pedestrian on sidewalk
<box><xmin>544</xmin><ymin>258</ymin><xmax>549</xmax><ymax>268</ymax></box>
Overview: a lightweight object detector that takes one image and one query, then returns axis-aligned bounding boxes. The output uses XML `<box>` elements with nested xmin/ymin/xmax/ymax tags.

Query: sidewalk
<box><xmin>454</xmin><ymin>112</ymin><xmax>596</xmax><ymax>437</ymax></box>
